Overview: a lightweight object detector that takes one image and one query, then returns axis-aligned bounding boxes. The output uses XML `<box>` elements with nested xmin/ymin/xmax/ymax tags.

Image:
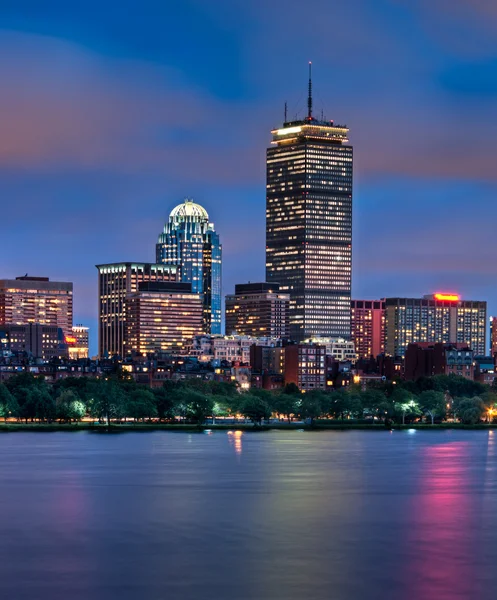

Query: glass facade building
<box><xmin>266</xmin><ymin>85</ymin><xmax>353</xmax><ymax>342</ymax></box>
<box><xmin>156</xmin><ymin>199</ymin><xmax>222</xmax><ymax>335</ymax></box>
<box><xmin>385</xmin><ymin>295</ymin><xmax>487</xmax><ymax>358</ymax></box>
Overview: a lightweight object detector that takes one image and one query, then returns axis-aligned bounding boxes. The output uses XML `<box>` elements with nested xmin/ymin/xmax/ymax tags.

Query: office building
<box><xmin>0</xmin><ymin>323</ymin><xmax>67</xmax><ymax>361</ymax></box>
<box><xmin>156</xmin><ymin>198</ymin><xmax>222</xmax><ymax>334</ymax></box>
<box><xmin>385</xmin><ymin>293</ymin><xmax>487</xmax><ymax>358</ymax></box>
<box><xmin>351</xmin><ymin>299</ymin><xmax>385</xmax><ymax>359</ymax></box>
<box><xmin>96</xmin><ymin>262</ymin><xmax>177</xmax><ymax>357</ymax></box>
<box><xmin>266</xmin><ymin>65</ymin><xmax>353</xmax><ymax>342</ymax></box>
<box><xmin>0</xmin><ymin>275</ymin><xmax>73</xmax><ymax>336</ymax></box>
<box><xmin>126</xmin><ymin>282</ymin><xmax>203</xmax><ymax>355</ymax></box>
<box><xmin>225</xmin><ymin>282</ymin><xmax>290</xmax><ymax>339</ymax></box>
<box><xmin>66</xmin><ymin>325</ymin><xmax>90</xmax><ymax>360</ymax></box>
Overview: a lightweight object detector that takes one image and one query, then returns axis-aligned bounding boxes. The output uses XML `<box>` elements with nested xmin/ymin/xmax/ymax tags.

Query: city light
<box><xmin>434</xmin><ymin>293</ymin><xmax>460</xmax><ymax>302</ymax></box>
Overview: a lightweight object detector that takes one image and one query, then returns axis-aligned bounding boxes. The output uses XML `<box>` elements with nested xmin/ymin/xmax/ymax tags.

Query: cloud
<box><xmin>0</xmin><ymin>30</ymin><xmax>263</xmax><ymax>183</ymax></box>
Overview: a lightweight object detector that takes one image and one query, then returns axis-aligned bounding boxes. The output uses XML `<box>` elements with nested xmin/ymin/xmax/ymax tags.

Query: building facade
<box><xmin>66</xmin><ymin>325</ymin><xmax>90</xmax><ymax>360</ymax></box>
<box><xmin>490</xmin><ymin>316</ymin><xmax>497</xmax><ymax>357</ymax></box>
<box><xmin>185</xmin><ymin>334</ymin><xmax>280</xmax><ymax>365</ymax></box>
<box><xmin>126</xmin><ymin>282</ymin><xmax>203</xmax><ymax>355</ymax></box>
<box><xmin>385</xmin><ymin>294</ymin><xmax>487</xmax><ymax>358</ymax></box>
<box><xmin>266</xmin><ymin>69</ymin><xmax>352</xmax><ymax>342</ymax></box>
<box><xmin>404</xmin><ymin>342</ymin><xmax>474</xmax><ymax>381</ymax></box>
<box><xmin>284</xmin><ymin>343</ymin><xmax>326</xmax><ymax>391</ymax></box>
<box><xmin>351</xmin><ymin>299</ymin><xmax>385</xmax><ymax>359</ymax></box>
<box><xmin>225</xmin><ymin>282</ymin><xmax>290</xmax><ymax>339</ymax></box>
<box><xmin>0</xmin><ymin>323</ymin><xmax>67</xmax><ymax>361</ymax></box>
<box><xmin>304</xmin><ymin>337</ymin><xmax>356</xmax><ymax>362</ymax></box>
<box><xmin>0</xmin><ymin>275</ymin><xmax>73</xmax><ymax>337</ymax></box>
<box><xmin>156</xmin><ymin>199</ymin><xmax>222</xmax><ymax>334</ymax></box>
<box><xmin>96</xmin><ymin>262</ymin><xmax>177</xmax><ymax>357</ymax></box>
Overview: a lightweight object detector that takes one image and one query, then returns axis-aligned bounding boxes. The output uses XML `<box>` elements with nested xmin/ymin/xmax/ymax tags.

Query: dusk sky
<box><xmin>2</xmin><ymin>0</ymin><xmax>497</xmax><ymax>355</ymax></box>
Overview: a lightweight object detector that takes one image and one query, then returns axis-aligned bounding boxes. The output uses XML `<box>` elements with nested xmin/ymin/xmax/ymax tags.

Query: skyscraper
<box><xmin>266</xmin><ymin>64</ymin><xmax>353</xmax><ymax>342</ymax></box>
<box><xmin>156</xmin><ymin>199</ymin><xmax>222</xmax><ymax>335</ymax></box>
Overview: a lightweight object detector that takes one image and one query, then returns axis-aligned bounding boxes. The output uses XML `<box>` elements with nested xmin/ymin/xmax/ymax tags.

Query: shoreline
<box><xmin>0</xmin><ymin>422</ymin><xmax>496</xmax><ymax>432</ymax></box>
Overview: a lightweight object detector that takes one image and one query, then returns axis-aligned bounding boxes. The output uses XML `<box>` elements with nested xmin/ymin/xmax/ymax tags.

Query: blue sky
<box><xmin>1</xmin><ymin>0</ymin><xmax>497</xmax><ymax>355</ymax></box>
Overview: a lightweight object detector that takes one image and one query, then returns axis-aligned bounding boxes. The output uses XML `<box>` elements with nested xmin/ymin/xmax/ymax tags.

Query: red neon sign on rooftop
<box><xmin>434</xmin><ymin>293</ymin><xmax>460</xmax><ymax>302</ymax></box>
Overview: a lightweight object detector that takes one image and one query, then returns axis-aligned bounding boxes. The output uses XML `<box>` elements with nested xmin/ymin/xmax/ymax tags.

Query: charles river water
<box><xmin>1</xmin><ymin>430</ymin><xmax>497</xmax><ymax>599</ymax></box>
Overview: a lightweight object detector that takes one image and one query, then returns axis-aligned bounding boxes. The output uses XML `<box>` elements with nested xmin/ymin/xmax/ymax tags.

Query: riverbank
<box><xmin>0</xmin><ymin>422</ymin><xmax>496</xmax><ymax>432</ymax></box>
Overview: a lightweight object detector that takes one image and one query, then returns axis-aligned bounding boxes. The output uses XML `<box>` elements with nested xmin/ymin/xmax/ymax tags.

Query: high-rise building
<box><xmin>385</xmin><ymin>293</ymin><xmax>487</xmax><ymax>358</ymax></box>
<box><xmin>96</xmin><ymin>262</ymin><xmax>177</xmax><ymax>357</ymax></box>
<box><xmin>266</xmin><ymin>65</ymin><xmax>353</xmax><ymax>342</ymax></box>
<box><xmin>126</xmin><ymin>282</ymin><xmax>203</xmax><ymax>355</ymax></box>
<box><xmin>351</xmin><ymin>299</ymin><xmax>385</xmax><ymax>359</ymax></box>
<box><xmin>66</xmin><ymin>325</ymin><xmax>90</xmax><ymax>360</ymax></box>
<box><xmin>0</xmin><ymin>275</ymin><xmax>73</xmax><ymax>337</ymax></box>
<box><xmin>156</xmin><ymin>199</ymin><xmax>222</xmax><ymax>334</ymax></box>
<box><xmin>225</xmin><ymin>282</ymin><xmax>290</xmax><ymax>339</ymax></box>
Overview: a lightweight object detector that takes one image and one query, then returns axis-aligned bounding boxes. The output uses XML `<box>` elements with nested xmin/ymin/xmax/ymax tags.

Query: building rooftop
<box><xmin>169</xmin><ymin>198</ymin><xmax>208</xmax><ymax>222</ymax></box>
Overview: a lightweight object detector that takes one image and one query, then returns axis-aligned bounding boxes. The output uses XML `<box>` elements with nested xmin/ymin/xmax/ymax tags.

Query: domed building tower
<box><xmin>156</xmin><ymin>198</ymin><xmax>222</xmax><ymax>334</ymax></box>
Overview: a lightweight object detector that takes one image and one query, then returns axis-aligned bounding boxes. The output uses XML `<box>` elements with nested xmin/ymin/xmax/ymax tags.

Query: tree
<box><xmin>272</xmin><ymin>393</ymin><xmax>297</xmax><ymax>422</ymax></box>
<box><xmin>0</xmin><ymin>383</ymin><xmax>20</xmax><ymax>421</ymax></box>
<box><xmin>394</xmin><ymin>399</ymin><xmax>422</xmax><ymax>425</ymax></box>
<box><xmin>152</xmin><ymin>387</ymin><xmax>177</xmax><ymax>421</ymax></box>
<box><xmin>361</xmin><ymin>389</ymin><xmax>389</xmax><ymax>421</ymax></box>
<box><xmin>454</xmin><ymin>396</ymin><xmax>486</xmax><ymax>424</ymax></box>
<box><xmin>126</xmin><ymin>389</ymin><xmax>157</xmax><ymax>421</ymax></box>
<box><xmin>298</xmin><ymin>391</ymin><xmax>324</xmax><ymax>426</ymax></box>
<box><xmin>283</xmin><ymin>382</ymin><xmax>301</xmax><ymax>396</ymax></box>
<box><xmin>56</xmin><ymin>389</ymin><xmax>82</xmax><ymax>422</ymax></box>
<box><xmin>240</xmin><ymin>394</ymin><xmax>271</xmax><ymax>426</ymax></box>
<box><xmin>183</xmin><ymin>390</ymin><xmax>214</xmax><ymax>425</ymax></box>
<box><xmin>419</xmin><ymin>390</ymin><xmax>446</xmax><ymax>425</ymax></box>
<box><xmin>325</xmin><ymin>389</ymin><xmax>363</xmax><ymax>421</ymax></box>
<box><xmin>88</xmin><ymin>379</ymin><xmax>127</xmax><ymax>424</ymax></box>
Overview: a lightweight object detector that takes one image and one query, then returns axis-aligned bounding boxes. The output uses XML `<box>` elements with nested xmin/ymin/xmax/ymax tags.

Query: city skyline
<box><xmin>2</xmin><ymin>1</ymin><xmax>497</xmax><ymax>356</ymax></box>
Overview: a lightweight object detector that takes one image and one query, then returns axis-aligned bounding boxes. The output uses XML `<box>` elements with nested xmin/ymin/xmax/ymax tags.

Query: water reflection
<box><xmin>1</xmin><ymin>431</ymin><xmax>497</xmax><ymax>600</ymax></box>
<box><xmin>227</xmin><ymin>430</ymin><xmax>243</xmax><ymax>455</ymax></box>
<box><xmin>406</xmin><ymin>440</ymin><xmax>479</xmax><ymax>599</ymax></box>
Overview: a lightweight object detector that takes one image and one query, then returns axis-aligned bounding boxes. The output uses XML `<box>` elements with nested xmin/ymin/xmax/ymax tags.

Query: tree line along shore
<box><xmin>0</xmin><ymin>370</ymin><xmax>496</xmax><ymax>429</ymax></box>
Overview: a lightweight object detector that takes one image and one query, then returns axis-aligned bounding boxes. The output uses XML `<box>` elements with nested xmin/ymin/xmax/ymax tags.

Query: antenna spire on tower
<box><xmin>307</xmin><ymin>61</ymin><xmax>313</xmax><ymax>120</ymax></box>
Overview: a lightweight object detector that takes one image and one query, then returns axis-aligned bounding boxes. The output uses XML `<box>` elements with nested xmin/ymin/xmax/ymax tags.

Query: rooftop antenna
<box><xmin>284</xmin><ymin>101</ymin><xmax>287</xmax><ymax>123</ymax></box>
<box><xmin>307</xmin><ymin>61</ymin><xmax>313</xmax><ymax>120</ymax></box>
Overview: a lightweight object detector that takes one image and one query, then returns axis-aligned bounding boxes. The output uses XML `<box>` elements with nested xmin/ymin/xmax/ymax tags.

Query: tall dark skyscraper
<box><xmin>266</xmin><ymin>64</ymin><xmax>353</xmax><ymax>342</ymax></box>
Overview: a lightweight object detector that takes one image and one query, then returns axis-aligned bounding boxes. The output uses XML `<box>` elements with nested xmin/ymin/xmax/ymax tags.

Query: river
<box><xmin>0</xmin><ymin>429</ymin><xmax>496</xmax><ymax>599</ymax></box>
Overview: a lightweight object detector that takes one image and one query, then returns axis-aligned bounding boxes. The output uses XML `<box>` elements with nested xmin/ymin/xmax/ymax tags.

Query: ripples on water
<box><xmin>0</xmin><ymin>430</ymin><xmax>496</xmax><ymax>600</ymax></box>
